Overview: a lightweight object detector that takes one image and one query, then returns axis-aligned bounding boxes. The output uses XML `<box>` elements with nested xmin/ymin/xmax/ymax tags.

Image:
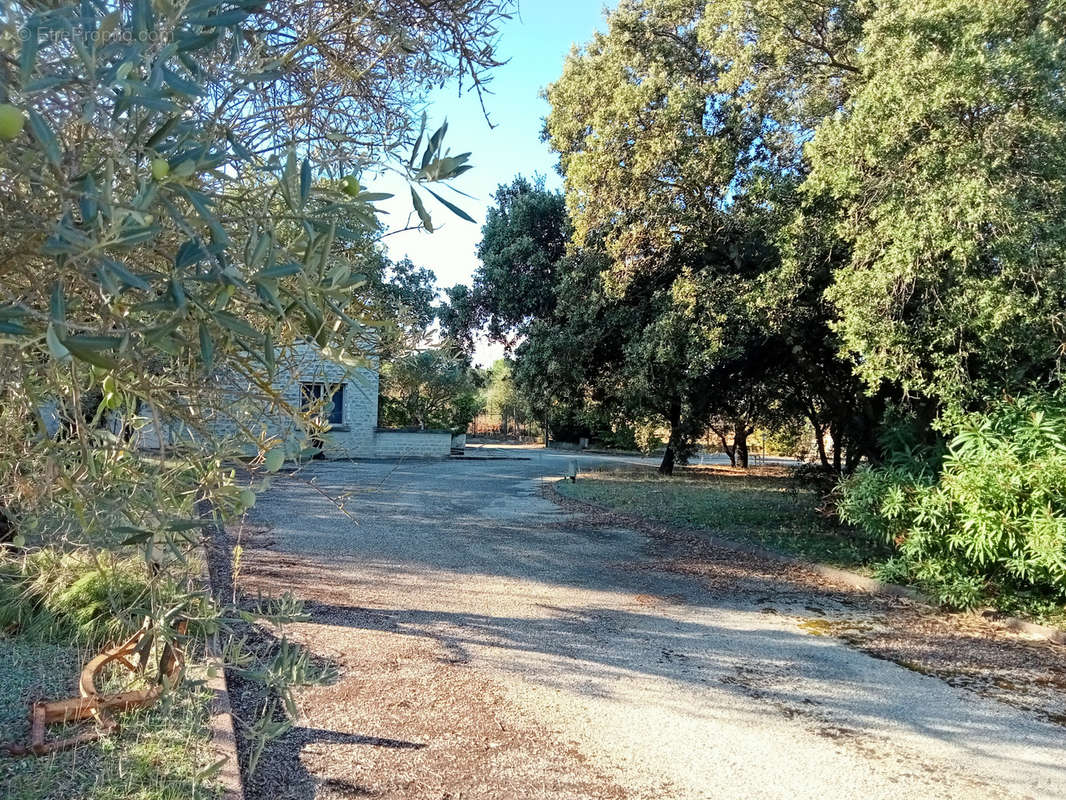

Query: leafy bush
<box><xmin>596</xmin><ymin>425</ymin><xmax>639</xmax><ymax>452</ymax></box>
<box><xmin>578</xmin><ymin>408</ymin><xmax>640</xmax><ymax>451</ymax></box>
<box><xmin>838</xmin><ymin>394</ymin><xmax>1066</xmax><ymax>610</ymax></box>
<box><xmin>379</xmin><ymin>349</ymin><xmax>483</xmax><ymax>432</ymax></box>
<box><xmin>634</xmin><ymin>422</ymin><xmax>664</xmax><ymax>455</ymax></box>
<box><xmin>790</xmin><ymin>461</ymin><xmax>846</xmax><ymax>500</ymax></box>
<box><xmin>547</xmin><ymin>407</ymin><xmax>592</xmax><ymax>444</ymax></box>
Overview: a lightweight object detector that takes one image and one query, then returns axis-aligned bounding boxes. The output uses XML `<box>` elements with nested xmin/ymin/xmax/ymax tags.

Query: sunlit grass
<box><xmin>0</xmin><ymin>638</ymin><xmax>221</xmax><ymax>800</ymax></box>
<box><xmin>557</xmin><ymin>465</ymin><xmax>888</xmax><ymax>569</ymax></box>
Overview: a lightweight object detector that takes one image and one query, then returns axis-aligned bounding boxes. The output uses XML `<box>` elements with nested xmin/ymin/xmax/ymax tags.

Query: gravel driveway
<box><xmin>229</xmin><ymin>447</ymin><xmax>1066</xmax><ymax>800</ymax></box>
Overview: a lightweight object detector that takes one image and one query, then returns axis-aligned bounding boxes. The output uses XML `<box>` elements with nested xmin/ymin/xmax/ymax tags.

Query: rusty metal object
<box><xmin>3</xmin><ymin>619</ymin><xmax>187</xmax><ymax>757</ymax></box>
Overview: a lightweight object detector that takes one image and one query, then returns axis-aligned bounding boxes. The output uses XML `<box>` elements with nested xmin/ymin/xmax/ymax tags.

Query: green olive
<box><xmin>151</xmin><ymin>158</ymin><xmax>170</xmax><ymax>181</ymax></box>
<box><xmin>0</xmin><ymin>104</ymin><xmax>25</xmax><ymax>141</ymax></box>
<box><xmin>340</xmin><ymin>176</ymin><xmax>361</xmax><ymax>197</ymax></box>
<box><xmin>264</xmin><ymin>448</ymin><xmax>285</xmax><ymax>473</ymax></box>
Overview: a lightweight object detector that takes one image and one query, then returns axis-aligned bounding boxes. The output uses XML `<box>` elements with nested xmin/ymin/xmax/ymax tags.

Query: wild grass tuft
<box><xmin>0</xmin><ymin>548</ymin><xmax>191</xmax><ymax>647</ymax></box>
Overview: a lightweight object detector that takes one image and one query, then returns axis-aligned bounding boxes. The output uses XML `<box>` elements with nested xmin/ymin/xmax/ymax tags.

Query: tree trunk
<box><xmin>658</xmin><ymin>445</ymin><xmax>675</xmax><ymax>476</ymax></box>
<box><xmin>711</xmin><ymin>426</ymin><xmax>736</xmax><ymax>466</ymax></box>
<box><xmin>830</xmin><ymin>423</ymin><xmax>841</xmax><ymax>473</ymax></box>
<box><xmin>806</xmin><ymin>411</ymin><xmax>831</xmax><ymax>471</ymax></box>
<box><xmin>658</xmin><ymin>400</ymin><xmax>682</xmax><ymax>476</ymax></box>
<box><xmin>816</xmin><ymin>433</ymin><xmax>830</xmax><ymax>470</ymax></box>
<box><xmin>734</xmin><ymin>422</ymin><xmax>750</xmax><ymax>469</ymax></box>
<box><xmin>724</xmin><ymin>441</ymin><xmax>736</xmax><ymax>466</ymax></box>
<box><xmin>543</xmin><ymin>411</ymin><xmax>549</xmax><ymax>447</ymax></box>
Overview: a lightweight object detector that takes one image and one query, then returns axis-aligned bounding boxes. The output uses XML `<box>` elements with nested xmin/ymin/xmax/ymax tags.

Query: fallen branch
<box><xmin>3</xmin><ymin>618</ymin><xmax>187</xmax><ymax>757</ymax></box>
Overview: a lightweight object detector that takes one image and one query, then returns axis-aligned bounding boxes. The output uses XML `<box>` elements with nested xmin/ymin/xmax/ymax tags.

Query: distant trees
<box><xmin>372</xmin><ymin>260</ymin><xmax>490</xmax><ymax>434</ymax></box>
<box><xmin>379</xmin><ymin>350</ymin><xmax>483</xmax><ymax>432</ymax></box>
<box><xmin>437</xmin><ymin>283</ymin><xmax>479</xmax><ymax>353</ymax></box>
<box><xmin>378</xmin><ymin>258</ymin><xmax>440</xmax><ymax>340</ymax></box>
<box><xmin>479</xmin><ymin>360</ymin><xmax>535</xmax><ymax>437</ymax></box>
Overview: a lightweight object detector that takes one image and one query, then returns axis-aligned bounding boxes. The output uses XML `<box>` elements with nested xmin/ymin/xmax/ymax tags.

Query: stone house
<box><xmin>133</xmin><ymin>343</ymin><xmax>452</xmax><ymax>459</ymax></box>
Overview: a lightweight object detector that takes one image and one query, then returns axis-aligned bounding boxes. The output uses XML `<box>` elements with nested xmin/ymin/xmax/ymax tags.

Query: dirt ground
<box><xmin>216</xmin><ymin>449</ymin><xmax>1066</xmax><ymax>800</ymax></box>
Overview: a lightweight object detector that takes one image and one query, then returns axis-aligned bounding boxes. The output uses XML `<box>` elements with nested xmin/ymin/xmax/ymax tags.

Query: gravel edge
<box><xmin>544</xmin><ymin>478</ymin><xmax>1066</xmax><ymax>645</ymax></box>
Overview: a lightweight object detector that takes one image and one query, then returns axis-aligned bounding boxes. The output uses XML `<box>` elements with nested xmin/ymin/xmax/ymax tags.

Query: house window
<box><xmin>301</xmin><ymin>382</ymin><xmax>344</xmax><ymax>425</ymax></box>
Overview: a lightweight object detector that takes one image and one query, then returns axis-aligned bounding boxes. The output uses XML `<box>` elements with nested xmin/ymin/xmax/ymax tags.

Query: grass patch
<box><xmin>0</xmin><ymin>639</ymin><xmax>222</xmax><ymax>800</ymax></box>
<box><xmin>557</xmin><ymin>465</ymin><xmax>889</xmax><ymax>570</ymax></box>
<box><xmin>0</xmin><ymin>550</ymin><xmax>222</xmax><ymax>800</ymax></box>
<box><xmin>0</xmin><ymin>549</ymin><xmax>205</xmax><ymax>648</ymax></box>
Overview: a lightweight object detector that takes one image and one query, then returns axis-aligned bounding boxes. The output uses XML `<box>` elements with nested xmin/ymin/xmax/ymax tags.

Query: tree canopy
<box><xmin>0</xmin><ymin>0</ymin><xmax>512</xmax><ymax>723</ymax></box>
<box><xmin>470</xmin><ymin>175</ymin><xmax>569</xmax><ymax>342</ymax></box>
<box><xmin>808</xmin><ymin>0</ymin><xmax>1066</xmax><ymax>406</ymax></box>
<box><xmin>380</xmin><ymin>349</ymin><xmax>482</xmax><ymax>432</ymax></box>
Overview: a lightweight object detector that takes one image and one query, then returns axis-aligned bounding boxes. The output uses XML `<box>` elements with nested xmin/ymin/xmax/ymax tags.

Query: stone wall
<box><xmin>372</xmin><ymin>429</ymin><xmax>452</xmax><ymax>459</ymax></box>
<box><xmin>286</xmin><ymin>344</ymin><xmax>379</xmax><ymax>459</ymax></box>
<box><xmin>129</xmin><ymin>343</ymin><xmax>460</xmax><ymax>461</ymax></box>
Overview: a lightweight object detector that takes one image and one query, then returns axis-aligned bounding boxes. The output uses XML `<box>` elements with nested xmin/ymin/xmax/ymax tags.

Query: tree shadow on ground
<box><xmin>222</xmin><ymin>612</ymin><xmax>430</xmax><ymax>800</ymax></box>
<box><xmin>220</xmin><ymin>460</ymin><xmax>1066</xmax><ymax>797</ymax></box>
<box><xmin>205</xmin><ymin>517</ymin><xmax>426</xmax><ymax>800</ymax></box>
<box><xmin>296</xmin><ymin>597</ymin><xmax>1066</xmax><ymax>773</ymax></box>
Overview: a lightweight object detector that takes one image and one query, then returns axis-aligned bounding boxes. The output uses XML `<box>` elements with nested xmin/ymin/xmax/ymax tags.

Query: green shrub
<box><xmin>837</xmin><ymin>393</ymin><xmax>1066</xmax><ymax>610</ymax></box>
<box><xmin>590</xmin><ymin>422</ymin><xmax>639</xmax><ymax>451</ymax></box>
<box><xmin>634</xmin><ymin>422</ymin><xmax>664</xmax><ymax>455</ymax></box>
<box><xmin>835</xmin><ymin>464</ymin><xmax>934</xmax><ymax>545</ymax></box>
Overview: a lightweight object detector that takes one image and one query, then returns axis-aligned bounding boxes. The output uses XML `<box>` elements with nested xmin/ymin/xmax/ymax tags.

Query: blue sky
<box><xmin>373</xmin><ymin>1</ymin><xmax>613</xmax><ymax>362</ymax></box>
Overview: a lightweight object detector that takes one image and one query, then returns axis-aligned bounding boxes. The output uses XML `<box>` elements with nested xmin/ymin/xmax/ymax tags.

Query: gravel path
<box><xmin>228</xmin><ymin>448</ymin><xmax>1066</xmax><ymax>800</ymax></box>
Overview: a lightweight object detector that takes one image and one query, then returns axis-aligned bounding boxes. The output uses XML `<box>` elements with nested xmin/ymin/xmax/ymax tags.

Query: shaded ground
<box><xmin>549</xmin><ymin>481</ymin><xmax>1066</xmax><ymax>729</ymax></box>
<box><xmin>224</xmin><ymin>448</ymin><xmax>1066</xmax><ymax>800</ymax></box>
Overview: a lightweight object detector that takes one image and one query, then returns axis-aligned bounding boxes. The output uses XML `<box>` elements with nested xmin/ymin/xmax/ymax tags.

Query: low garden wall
<box><xmin>373</xmin><ymin>428</ymin><xmax>452</xmax><ymax>459</ymax></box>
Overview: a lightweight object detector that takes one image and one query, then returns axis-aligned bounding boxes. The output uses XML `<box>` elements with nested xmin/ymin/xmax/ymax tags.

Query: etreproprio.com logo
<box><xmin>17</xmin><ymin>27</ymin><xmax>167</xmax><ymax>44</ymax></box>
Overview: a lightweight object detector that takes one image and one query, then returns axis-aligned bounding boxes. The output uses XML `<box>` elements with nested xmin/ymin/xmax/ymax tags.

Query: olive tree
<box><xmin>0</xmin><ymin>1</ymin><xmax>511</xmax><ymax>749</ymax></box>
